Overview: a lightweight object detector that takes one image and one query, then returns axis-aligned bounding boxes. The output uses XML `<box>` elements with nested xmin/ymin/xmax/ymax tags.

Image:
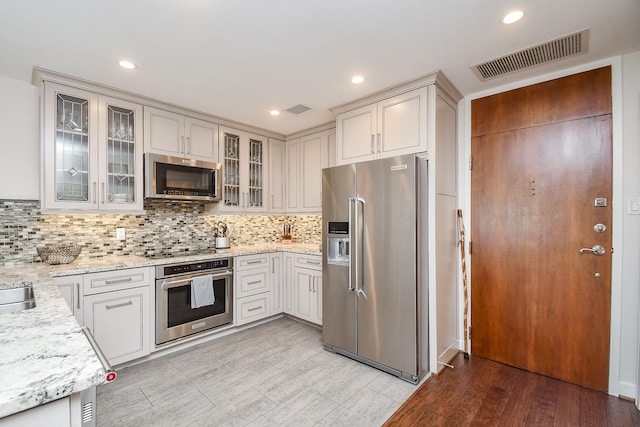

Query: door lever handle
<box><xmin>579</xmin><ymin>245</ymin><xmax>606</xmax><ymax>255</ymax></box>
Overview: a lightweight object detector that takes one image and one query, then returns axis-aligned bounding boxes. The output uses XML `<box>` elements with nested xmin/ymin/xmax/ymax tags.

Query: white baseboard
<box><xmin>618</xmin><ymin>380</ymin><xmax>637</xmax><ymax>401</ymax></box>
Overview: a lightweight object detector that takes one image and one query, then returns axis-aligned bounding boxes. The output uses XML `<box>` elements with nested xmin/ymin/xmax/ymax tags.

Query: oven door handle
<box><xmin>160</xmin><ymin>271</ymin><xmax>233</xmax><ymax>290</ymax></box>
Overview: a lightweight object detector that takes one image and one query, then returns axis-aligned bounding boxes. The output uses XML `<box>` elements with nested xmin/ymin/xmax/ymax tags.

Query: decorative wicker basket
<box><xmin>37</xmin><ymin>245</ymin><xmax>82</xmax><ymax>265</ymax></box>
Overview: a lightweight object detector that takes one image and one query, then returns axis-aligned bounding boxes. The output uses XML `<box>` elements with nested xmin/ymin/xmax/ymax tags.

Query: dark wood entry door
<box><xmin>470</xmin><ymin>67</ymin><xmax>612</xmax><ymax>392</ymax></box>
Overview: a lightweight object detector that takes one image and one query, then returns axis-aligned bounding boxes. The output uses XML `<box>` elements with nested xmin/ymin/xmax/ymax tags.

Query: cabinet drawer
<box><xmin>83</xmin><ymin>267</ymin><xmax>149</xmax><ymax>295</ymax></box>
<box><xmin>236</xmin><ymin>269</ymin><xmax>269</xmax><ymax>298</ymax></box>
<box><xmin>236</xmin><ymin>293</ymin><xmax>270</xmax><ymax>326</ymax></box>
<box><xmin>295</xmin><ymin>254</ymin><xmax>322</xmax><ymax>270</ymax></box>
<box><xmin>235</xmin><ymin>254</ymin><xmax>270</xmax><ymax>271</ymax></box>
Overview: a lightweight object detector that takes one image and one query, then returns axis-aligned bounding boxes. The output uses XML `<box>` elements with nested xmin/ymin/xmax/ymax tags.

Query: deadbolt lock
<box><xmin>594</xmin><ymin>223</ymin><xmax>607</xmax><ymax>233</ymax></box>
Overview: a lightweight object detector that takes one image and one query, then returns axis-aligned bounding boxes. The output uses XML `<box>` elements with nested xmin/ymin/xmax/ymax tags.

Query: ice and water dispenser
<box><xmin>327</xmin><ymin>222</ymin><xmax>349</xmax><ymax>265</ymax></box>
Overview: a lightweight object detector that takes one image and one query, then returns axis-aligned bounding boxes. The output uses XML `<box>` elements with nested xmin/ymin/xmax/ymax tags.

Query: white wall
<box><xmin>461</xmin><ymin>52</ymin><xmax>640</xmax><ymax>398</ymax></box>
<box><xmin>620</xmin><ymin>51</ymin><xmax>640</xmax><ymax>400</ymax></box>
<box><xmin>0</xmin><ymin>75</ymin><xmax>40</xmax><ymax>200</ymax></box>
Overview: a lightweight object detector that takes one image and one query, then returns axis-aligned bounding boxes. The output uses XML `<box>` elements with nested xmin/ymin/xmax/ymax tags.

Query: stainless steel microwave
<box><xmin>144</xmin><ymin>153</ymin><xmax>222</xmax><ymax>202</ymax></box>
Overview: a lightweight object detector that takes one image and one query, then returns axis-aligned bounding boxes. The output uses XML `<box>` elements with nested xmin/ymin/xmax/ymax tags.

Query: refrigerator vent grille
<box><xmin>471</xmin><ymin>29</ymin><xmax>589</xmax><ymax>80</ymax></box>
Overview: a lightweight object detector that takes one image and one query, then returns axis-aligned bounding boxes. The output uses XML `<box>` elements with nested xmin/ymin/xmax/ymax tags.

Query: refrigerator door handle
<box><xmin>348</xmin><ymin>197</ymin><xmax>355</xmax><ymax>292</ymax></box>
<box><xmin>354</xmin><ymin>196</ymin><xmax>367</xmax><ymax>298</ymax></box>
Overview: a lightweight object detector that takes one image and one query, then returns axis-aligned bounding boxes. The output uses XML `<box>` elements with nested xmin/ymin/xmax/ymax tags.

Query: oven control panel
<box><xmin>158</xmin><ymin>258</ymin><xmax>232</xmax><ymax>278</ymax></box>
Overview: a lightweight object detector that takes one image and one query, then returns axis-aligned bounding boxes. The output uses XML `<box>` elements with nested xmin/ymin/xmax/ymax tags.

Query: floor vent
<box><xmin>472</xmin><ymin>29</ymin><xmax>589</xmax><ymax>81</ymax></box>
<box><xmin>286</xmin><ymin>104</ymin><xmax>312</xmax><ymax>115</ymax></box>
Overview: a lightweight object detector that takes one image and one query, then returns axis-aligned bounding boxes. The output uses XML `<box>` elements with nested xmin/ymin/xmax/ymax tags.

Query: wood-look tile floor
<box><xmin>96</xmin><ymin>317</ymin><xmax>417</xmax><ymax>426</ymax></box>
<box><xmin>385</xmin><ymin>352</ymin><xmax>640</xmax><ymax>426</ymax></box>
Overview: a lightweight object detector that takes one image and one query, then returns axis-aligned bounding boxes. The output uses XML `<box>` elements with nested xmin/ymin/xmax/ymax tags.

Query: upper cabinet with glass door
<box><xmin>42</xmin><ymin>82</ymin><xmax>143</xmax><ymax>212</ymax></box>
<box><xmin>218</xmin><ymin>126</ymin><xmax>268</xmax><ymax>213</ymax></box>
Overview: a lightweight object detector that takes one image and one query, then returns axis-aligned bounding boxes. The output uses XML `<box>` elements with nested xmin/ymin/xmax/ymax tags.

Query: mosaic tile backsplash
<box><xmin>0</xmin><ymin>200</ymin><xmax>321</xmax><ymax>266</ymax></box>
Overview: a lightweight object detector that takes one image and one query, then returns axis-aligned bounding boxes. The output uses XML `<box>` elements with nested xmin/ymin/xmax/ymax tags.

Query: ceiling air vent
<box><xmin>472</xmin><ymin>29</ymin><xmax>589</xmax><ymax>81</ymax></box>
<box><xmin>286</xmin><ymin>104</ymin><xmax>312</xmax><ymax>115</ymax></box>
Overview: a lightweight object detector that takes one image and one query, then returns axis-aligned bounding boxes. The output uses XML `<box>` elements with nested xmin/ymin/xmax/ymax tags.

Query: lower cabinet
<box><xmin>292</xmin><ymin>254</ymin><xmax>322</xmax><ymax>325</ymax></box>
<box><xmin>54</xmin><ymin>274</ymin><xmax>83</xmax><ymax>324</ymax></box>
<box><xmin>235</xmin><ymin>254</ymin><xmax>272</xmax><ymax>326</ymax></box>
<box><xmin>269</xmin><ymin>253</ymin><xmax>283</xmax><ymax>315</ymax></box>
<box><xmin>84</xmin><ymin>286</ymin><xmax>150</xmax><ymax>366</ymax></box>
<box><xmin>55</xmin><ymin>267</ymin><xmax>151</xmax><ymax>366</ymax></box>
<box><xmin>0</xmin><ymin>394</ymin><xmax>77</xmax><ymax>427</ymax></box>
<box><xmin>283</xmin><ymin>253</ymin><xmax>296</xmax><ymax>315</ymax></box>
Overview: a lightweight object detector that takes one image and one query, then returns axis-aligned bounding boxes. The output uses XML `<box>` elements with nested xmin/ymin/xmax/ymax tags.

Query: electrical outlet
<box><xmin>116</xmin><ymin>228</ymin><xmax>126</xmax><ymax>240</ymax></box>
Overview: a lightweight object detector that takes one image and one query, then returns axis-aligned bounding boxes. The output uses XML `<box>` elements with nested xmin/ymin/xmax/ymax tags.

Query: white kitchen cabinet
<box><xmin>83</xmin><ymin>267</ymin><xmax>149</xmax><ymax>295</ymax></box>
<box><xmin>143</xmin><ymin>106</ymin><xmax>218</xmax><ymax>161</ymax></box>
<box><xmin>270</xmin><ymin>253</ymin><xmax>283</xmax><ymax>315</ymax></box>
<box><xmin>268</xmin><ymin>138</ymin><xmax>286</xmax><ymax>213</ymax></box>
<box><xmin>283</xmin><ymin>253</ymin><xmax>296</xmax><ymax>315</ymax></box>
<box><xmin>54</xmin><ymin>274</ymin><xmax>83</xmax><ymax>324</ymax></box>
<box><xmin>81</xmin><ymin>267</ymin><xmax>151</xmax><ymax>366</ymax></box>
<box><xmin>0</xmin><ymin>395</ymin><xmax>75</xmax><ymax>427</ymax></box>
<box><xmin>236</xmin><ymin>293</ymin><xmax>271</xmax><ymax>325</ymax></box>
<box><xmin>335</xmin><ymin>87</ymin><xmax>428</xmax><ymax>165</ymax></box>
<box><xmin>293</xmin><ymin>254</ymin><xmax>322</xmax><ymax>325</ymax></box>
<box><xmin>219</xmin><ymin>126</ymin><xmax>268</xmax><ymax>213</ymax></box>
<box><xmin>285</xmin><ymin>129</ymin><xmax>335</xmax><ymax>213</ymax></box>
<box><xmin>285</xmin><ymin>138</ymin><xmax>300</xmax><ymax>212</ymax></box>
<box><xmin>41</xmin><ymin>82</ymin><xmax>144</xmax><ymax>212</ymax></box>
<box><xmin>234</xmin><ymin>254</ymin><xmax>272</xmax><ymax>326</ymax></box>
<box><xmin>84</xmin><ymin>286</ymin><xmax>150</xmax><ymax>366</ymax></box>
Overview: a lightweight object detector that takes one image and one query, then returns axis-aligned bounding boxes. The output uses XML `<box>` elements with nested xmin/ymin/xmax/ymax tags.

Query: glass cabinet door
<box><xmin>42</xmin><ymin>82</ymin><xmax>143</xmax><ymax>212</ymax></box>
<box><xmin>222</xmin><ymin>131</ymin><xmax>241</xmax><ymax>208</ymax></box>
<box><xmin>105</xmin><ymin>104</ymin><xmax>136</xmax><ymax>205</ymax></box>
<box><xmin>248</xmin><ymin>138</ymin><xmax>264</xmax><ymax>208</ymax></box>
<box><xmin>54</xmin><ymin>92</ymin><xmax>92</xmax><ymax>202</ymax></box>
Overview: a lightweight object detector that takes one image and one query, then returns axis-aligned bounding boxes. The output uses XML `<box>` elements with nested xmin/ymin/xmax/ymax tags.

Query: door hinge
<box><xmin>469</xmin><ymin>241</ymin><xmax>472</xmax><ymax>255</ymax></box>
<box><xmin>468</xmin><ymin>326</ymin><xmax>472</xmax><ymax>340</ymax></box>
<box><xmin>469</xmin><ymin>156</ymin><xmax>473</xmax><ymax>170</ymax></box>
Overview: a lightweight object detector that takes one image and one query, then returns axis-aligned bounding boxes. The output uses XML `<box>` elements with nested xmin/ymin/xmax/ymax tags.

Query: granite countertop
<box><xmin>0</xmin><ymin>243</ymin><xmax>320</xmax><ymax>418</ymax></box>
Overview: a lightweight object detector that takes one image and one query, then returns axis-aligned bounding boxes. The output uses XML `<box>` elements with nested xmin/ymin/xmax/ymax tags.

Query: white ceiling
<box><xmin>1</xmin><ymin>0</ymin><xmax>639</xmax><ymax>136</ymax></box>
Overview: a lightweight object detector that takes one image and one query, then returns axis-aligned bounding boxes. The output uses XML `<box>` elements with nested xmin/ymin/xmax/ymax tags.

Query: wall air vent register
<box><xmin>472</xmin><ymin>29</ymin><xmax>589</xmax><ymax>80</ymax></box>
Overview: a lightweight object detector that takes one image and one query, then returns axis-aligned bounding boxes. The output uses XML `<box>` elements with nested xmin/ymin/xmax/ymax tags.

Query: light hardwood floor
<box><xmin>97</xmin><ymin>317</ymin><xmax>418</xmax><ymax>426</ymax></box>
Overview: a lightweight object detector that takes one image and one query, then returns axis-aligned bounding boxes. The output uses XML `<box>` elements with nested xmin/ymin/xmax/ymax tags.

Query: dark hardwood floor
<box><xmin>384</xmin><ymin>353</ymin><xmax>640</xmax><ymax>426</ymax></box>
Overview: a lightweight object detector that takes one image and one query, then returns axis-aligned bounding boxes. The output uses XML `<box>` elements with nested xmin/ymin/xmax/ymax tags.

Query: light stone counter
<box><xmin>0</xmin><ymin>243</ymin><xmax>320</xmax><ymax>418</ymax></box>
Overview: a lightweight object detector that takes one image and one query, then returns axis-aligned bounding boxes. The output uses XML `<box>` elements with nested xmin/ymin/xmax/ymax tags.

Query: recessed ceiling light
<box><xmin>502</xmin><ymin>10</ymin><xmax>524</xmax><ymax>24</ymax></box>
<box><xmin>270</xmin><ymin>110</ymin><xmax>280</xmax><ymax>116</ymax></box>
<box><xmin>118</xmin><ymin>60</ymin><xmax>136</xmax><ymax>70</ymax></box>
<box><xmin>351</xmin><ymin>75</ymin><xmax>364</xmax><ymax>84</ymax></box>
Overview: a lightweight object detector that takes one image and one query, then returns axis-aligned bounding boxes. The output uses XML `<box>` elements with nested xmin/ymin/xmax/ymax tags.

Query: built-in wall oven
<box><xmin>155</xmin><ymin>257</ymin><xmax>233</xmax><ymax>345</ymax></box>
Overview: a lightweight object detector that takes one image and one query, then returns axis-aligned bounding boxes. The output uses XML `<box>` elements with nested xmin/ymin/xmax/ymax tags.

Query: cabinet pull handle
<box><xmin>377</xmin><ymin>133</ymin><xmax>381</xmax><ymax>152</ymax></box>
<box><xmin>92</xmin><ymin>182</ymin><xmax>97</xmax><ymax>203</ymax></box>
<box><xmin>271</xmin><ymin>258</ymin><xmax>275</xmax><ymax>274</ymax></box>
<box><xmin>247</xmin><ymin>280</ymin><xmax>261</xmax><ymax>285</ymax></box>
<box><xmin>271</xmin><ymin>194</ymin><xmax>274</xmax><ymax>207</ymax></box>
<box><xmin>306</xmin><ymin>260</ymin><xmax>321</xmax><ymax>265</ymax></box>
<box><xmin>246</xmin><ymin>260</ymin><xmax>262</xmax><ymax>265</ymax></box>
<box><xmin>181</xmin><ymin>136</ymin><xmax>185</xmax><ymax>155</ymax></box>
<box><xmin>242</xmin><ymin>193</ymin><xmax>246</xmax><ymax>208</ymax></box>
<box><xmin>76</xmin><ymin>283</ymin><xmax>81</xmax><ymax>310</ymax></box>
<box><xmin>105</xmin><ymin>300</ymin><xmax>133</xmax><ymax>310</ymax></box>
<box><xmin>104</xmin><ymin>277</ymin><xmax>133</xmax><ymax>285</ymax></box>
<box><xmin>371</xmin><ymin>135</ymin><xmax>375</xmax><ymax>154</ymax></box>
<box><xmin>101</xmin><ymin>182</ymin><xmax>106</xmax><ymax>204</ymax></box>
<box><xmin>186</xmin><ymin>136</ymin><xmax>191</xmax><ymax>155</ymax></box>
<box><xmin>248</xmin><ymin>305</ymin><xmax>263</xmax><ymax>312</ymax></box>
<box><xmin>309</xmin><ymin>277</ymin><xmax>312</xmax><ymax>292</ymax></box>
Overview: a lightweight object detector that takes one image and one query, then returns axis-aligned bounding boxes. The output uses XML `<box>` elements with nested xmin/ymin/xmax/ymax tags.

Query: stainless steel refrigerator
<box><xmin>322</xmin><ymin>153</ymin><xmax>430</xmax><ymax>384</ymax></box>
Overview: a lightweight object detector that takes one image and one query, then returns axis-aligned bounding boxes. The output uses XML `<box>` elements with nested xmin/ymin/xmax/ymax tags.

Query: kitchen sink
<box><xmin>0</xmin><ymin>286</ymin><xmax>36</xmax><ymax>314</ymax></box>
